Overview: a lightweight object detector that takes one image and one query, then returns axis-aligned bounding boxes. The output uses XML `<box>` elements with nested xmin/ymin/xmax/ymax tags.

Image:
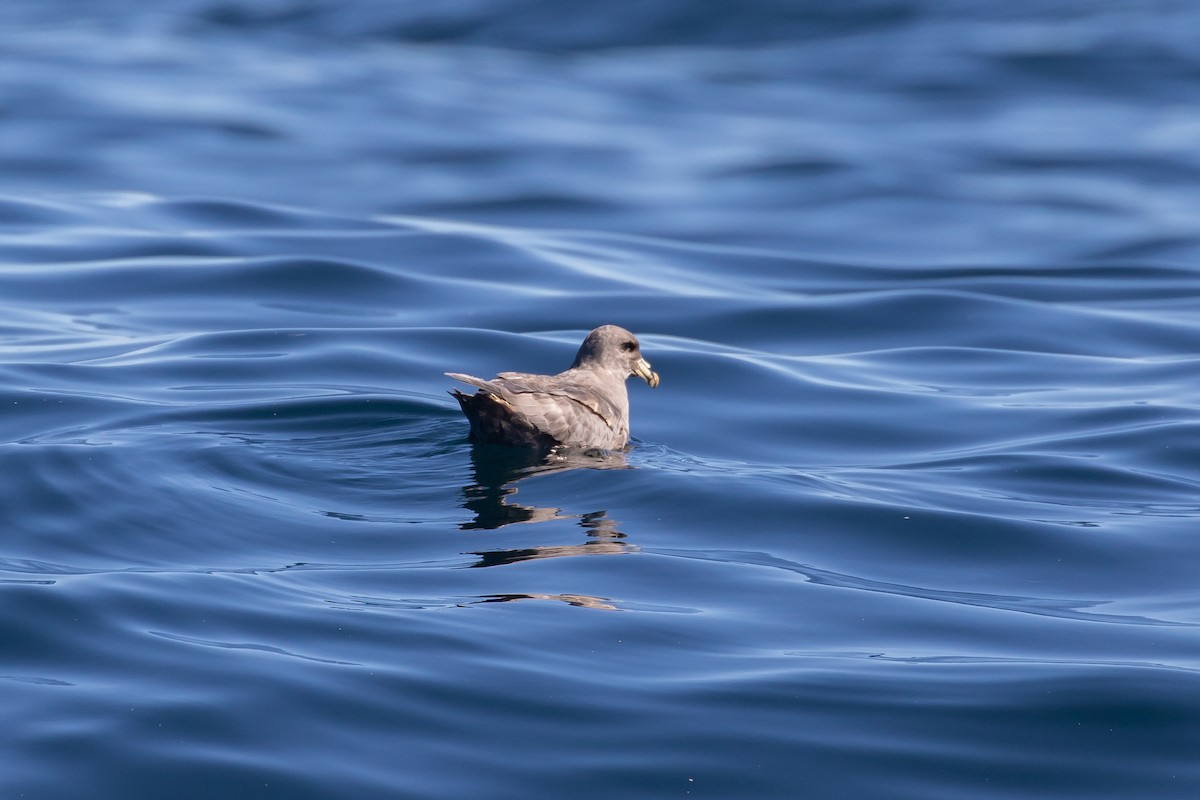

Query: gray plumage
<box><xmin>447</xmin><ymin>325</ymin><xmax>660</xmax><ymax>451</ymax></box>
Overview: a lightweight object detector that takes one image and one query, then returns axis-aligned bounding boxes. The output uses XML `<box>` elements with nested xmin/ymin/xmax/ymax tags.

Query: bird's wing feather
<box><xmin>491</xmin><ymin>374</ymin><xmax>623</xmax><ymax>431</ymax></box>
<box><xmin>446</xmin><ymin>371</ymin><xmax>627</xmax><ymax>449</ymax></box>
<box><xmin>444</xmin><ymin>372</ymin><xmax>492</xmax><ymax>391</ymax></box>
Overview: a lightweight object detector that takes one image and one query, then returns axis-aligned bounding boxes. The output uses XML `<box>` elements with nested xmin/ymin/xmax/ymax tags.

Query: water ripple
<box><xmin>654</xmin><ymin>549</ymin><xmax>1196</xmax><ymax>628</ymax></box>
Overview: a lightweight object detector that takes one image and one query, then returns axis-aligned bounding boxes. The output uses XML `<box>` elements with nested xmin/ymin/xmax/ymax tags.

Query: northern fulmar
<box><xmin>446</xmin><ymin>325</ymin><xmax>660</xmax><ymax>451</ymax></box>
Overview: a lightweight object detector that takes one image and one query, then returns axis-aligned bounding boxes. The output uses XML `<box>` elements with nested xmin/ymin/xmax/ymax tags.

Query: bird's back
<box><xmin>446</xmin><ymin>369</ymin><xmax>629</xmax><ymax>450</ymax></box>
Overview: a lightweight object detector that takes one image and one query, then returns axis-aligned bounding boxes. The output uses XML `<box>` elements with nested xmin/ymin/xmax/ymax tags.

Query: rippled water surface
<box><xmin>4</xmin><ymin>3</ymin><xmax>1200</xmax><ymax>798</ymax></box>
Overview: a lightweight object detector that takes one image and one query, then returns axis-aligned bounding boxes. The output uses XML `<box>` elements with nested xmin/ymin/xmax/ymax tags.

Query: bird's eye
<box><xmin>621</xmin><ymin>341</ymin><xmax>637</xmax><ymax>352</ymax></box>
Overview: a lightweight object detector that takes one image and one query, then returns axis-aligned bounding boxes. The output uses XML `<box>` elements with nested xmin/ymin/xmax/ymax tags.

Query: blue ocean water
<box><xmin>3</xmin><ymin>2</ymin><xmax>1200</xmax><ymax>798</ymax></box>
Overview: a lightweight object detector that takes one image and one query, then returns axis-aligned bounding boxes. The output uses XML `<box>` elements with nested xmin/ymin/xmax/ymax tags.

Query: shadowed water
<box><xmin>3</xmin><ymin>2</ymin><xmax>1200</xmax><ymax>799</ymax></box>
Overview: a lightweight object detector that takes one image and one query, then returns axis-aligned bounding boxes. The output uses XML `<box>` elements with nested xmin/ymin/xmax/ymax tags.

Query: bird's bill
<box><xmin>633</xmin><ymin>358</ymin><xmax>660</xmax><ymax>388</ymax></box>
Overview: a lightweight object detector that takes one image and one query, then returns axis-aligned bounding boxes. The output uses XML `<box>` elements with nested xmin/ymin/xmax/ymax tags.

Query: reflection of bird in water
<box><xmin>459</xmin><ymin>445</ymin><xmax>628</xmax><ymax>531</ymax></box>
<box><xmin>470</xmin><ymin>593</ymin><xmax>619</xmax><ymax>610</ymax></box>
<box><xmin>447</xmin><ymin>325</ymin><xmax>659</xmax><ymax>450</ymax></box>
<box><xmin>469</xmin><ymin>510</ymin><xmax>631</xmax><ymax>567</ymax></box>
<box><xmin>457</xmin><ymin>445</ymin><xmax>637</xmax><ymax>568</ymax></box>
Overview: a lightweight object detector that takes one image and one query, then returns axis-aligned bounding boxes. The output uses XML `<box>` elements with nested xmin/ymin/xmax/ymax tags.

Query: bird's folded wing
<box><xmin>444</xmin><ymin>372</ymin><xmax>491</xmax><ymax>391</ymax></box>
<box><xmin>490</xmin><ymin>373</ymin><xmax>622</xmax><ymax>432</ymax></box>
<box><xmin>445</xmin><ymin>371</ymin><xmax>626</xmax><ymax>445</ymax></box>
